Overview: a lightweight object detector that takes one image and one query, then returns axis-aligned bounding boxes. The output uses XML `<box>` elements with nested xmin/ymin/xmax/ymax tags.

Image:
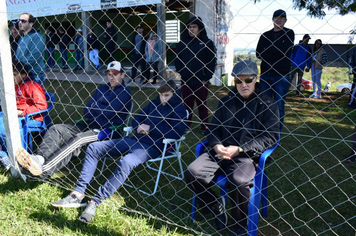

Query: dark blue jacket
<box><xmin>104</xmin><ymin>26</ymin><xmax>117</xmax><ymax>48</ymax></box>
<box><xmin>174</xmin><ymin>16</ymin><xmax>217</xmax><ymax>86</ymax></box>
<box><xmin>58</xmin><ymin>32</ymin><xmax>71</xmax><ymax>49</ymax></box>
<box><xmin>131</xmin><ymin>94</ymin><xmax>187</xmax><ymax>152</ymax></box>
<box><xmin>84</xmin><ymin>82</ymin><xmax>132</xmax><ymax>129</ymax></box>
<box><xmin>87</xmin><ymin>33</ymin><xmax>100</xmax><ymax>50</ymax></box>
<box><xmin>290</xmin><ymin>43</ymin><xmax>312</xmax><ymax>69</ymax></box>
<box><xmin>46</xmin><ymin>31</ymin><xmax>59</xmax><ymax>49</ymax></box>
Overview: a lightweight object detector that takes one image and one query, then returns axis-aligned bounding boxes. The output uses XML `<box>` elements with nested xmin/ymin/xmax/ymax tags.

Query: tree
<box><xmin>255</xmin><ymin>0</ymin><xmax>356</xmax><ymax>18</ymax></box>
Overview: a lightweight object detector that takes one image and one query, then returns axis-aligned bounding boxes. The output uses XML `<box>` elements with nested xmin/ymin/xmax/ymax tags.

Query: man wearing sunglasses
<box><xmin>16</xmin><ymin>13</ymin><xmax>46</xmax><ymax>87</ymax></box>
<box><xmin>185</xmin><ymin>60</ymin><xmax>280</xmax><ymax>235</ymax></box>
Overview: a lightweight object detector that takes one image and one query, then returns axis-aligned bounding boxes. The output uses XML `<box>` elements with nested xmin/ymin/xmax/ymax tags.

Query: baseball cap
<box><xmin>136</xmin><ymin>24</ymin><xmax>143</xmax><ymax>29</ymax></box>
<box><xmin>303</xmin><ymin>34</ymin><xmax>311</xmax><ymax>40</ymax></box>
<box><xmin>105</xmin><ymin>61</ymin><xmax>124</xmax><ymax>73</ymax></box>
<box><xmin>77</xmin><ymin>28</ymin><xmax>82</xmax><ymax>32</ymax></box>
<box><xmin>273</xmin><ymin>9</ymin><xmax>287</xmax><ymax>18</ymax></box>
<box><xmin>231</xmin><ymin>60</ymin><xmax>258</xmax><ymax>77</ymax></box>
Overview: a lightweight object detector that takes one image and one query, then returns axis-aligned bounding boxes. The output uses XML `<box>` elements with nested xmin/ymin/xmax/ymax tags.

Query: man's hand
<box><xmin>137</xmin><ymin>124</ymin><xmax>150</xmax><ymax>135</ymax></box>
<box><xmin>214</xmin><ymin>144</ymin><xmax>241</xmax><ymax>160</ymax></box>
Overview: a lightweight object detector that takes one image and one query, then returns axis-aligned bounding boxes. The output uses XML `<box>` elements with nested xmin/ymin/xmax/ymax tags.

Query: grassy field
<box><xmin>0</xmin><ymin>68</ymin><xmax>355</xmax><ymax>235</ymax></box>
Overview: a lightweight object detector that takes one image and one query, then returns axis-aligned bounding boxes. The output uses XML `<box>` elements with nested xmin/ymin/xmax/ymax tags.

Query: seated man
<box><xmin>184</xmin><ymin>60</ymin><xmax>280</xmax><ymax>236</ymax></box>
<box><xmin>0</xmin><ymin>61</ymin><xmax>47</xmax><ymax>170</ymax></box>
<box><xmin>15</xmin><ymin>61</ymin><xmax>132</xmax><ymax>178</ymax></box>
<box><xmin>51</xmin><ymin>80</ymin><xmax>187</xmax><ymax>223</ymax></box>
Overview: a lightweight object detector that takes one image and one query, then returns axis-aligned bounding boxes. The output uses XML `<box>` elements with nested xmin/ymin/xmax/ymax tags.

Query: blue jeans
<box><xmin>311</xmin><ymin>67</ymin><xmax>322</xmax><ymax>95</ymax></box>
<box><xmin>75</xmin><ymin>50</ymin><xmax>84</xmax><ymax>69</ymax></box>
<box><xmin>46</xmin><ymin>47</ymin><xmax>55</xmax><ymax>68</ymax></box>
<box><xmin>260</xmin><ymin>75</ymin><xmax>290</xmax><ymax>126</ymax></box>
<box><xmin>59</xmin><ymin>48</ymin><xmax>68</xmax><ymax>67</ymax></box>
<box><xmin>74</xmin><ymin>137</ymin><xmax>160</xmax><ymax>204</ymax></box>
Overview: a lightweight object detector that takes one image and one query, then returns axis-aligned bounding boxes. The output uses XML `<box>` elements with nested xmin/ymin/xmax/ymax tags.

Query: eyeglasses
<box><xmin>234</xmin><ymin>76</ymin><xmax>256</xmax><ymax>84</ymax></box>
<box><xmin>18</xmin><ymin>19</ymin><xmax>28</xmax><ymax>23</ymax></box>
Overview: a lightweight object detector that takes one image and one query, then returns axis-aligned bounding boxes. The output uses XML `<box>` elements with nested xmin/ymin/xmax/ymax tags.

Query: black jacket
<box><xmin>174</xmin><ymin>16</ymin><xmax>217</xmax><ymax>86</ymax></box>
<box><xmin>46</xmin><ymin>31</ymin><xmax>59</xmax><ymax>49</ymax></box>
<box><xmin>104</xmin><ymin>26</ymin><xmax>117</xmax><ymax>48</ymax></box>
<box><xmin>256</xmin><ymin>27</ymin><xmax>295</xmax><ymax>76</ymax></box>
<box><xmin>87</xmin><ymin>33</ymin><xmax>100</xmax><ymax>50</ymax></box>
<box><xmin>58</xmin><ymin>32</ymin><xmax>71</xmax><ymax>49</ymax></box>
<box><xmin>208</xmin><ymin>83</ymin><xmax>280</xmax><ymax>158</ymax></box>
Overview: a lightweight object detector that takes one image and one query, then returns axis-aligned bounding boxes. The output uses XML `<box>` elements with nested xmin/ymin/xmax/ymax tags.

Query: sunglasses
<box><xmin>18</xmin><ymin>19</ymin><xmax>28</xmax><ymax>23</ymax></box>
<box><xmin>234</xmin><ymin>77</ymin><xmax>256</xmax><ymax>84</ymax></box>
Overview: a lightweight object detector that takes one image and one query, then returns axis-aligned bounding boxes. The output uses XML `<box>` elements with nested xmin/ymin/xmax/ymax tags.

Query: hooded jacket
<box><xmin>16</xmin><ymin>28</ymin><xmax>45</xmax><ymax>78</ymax></box>
<box><xmin>131</xmin><ymin>94</ymin><xmax>187</xmax><ymax>152</ymax></box>
<box><xmin>256</xmin><ymin>27</ymin><xmax>295</xmax><ymax>76</ymax></box>
<box><xmin>83</xmin><ymin>82</ymin><xmax>132</xmax><ymax>129</ymax></box>
<box><xmin>175</xmin><ymin>16</ymin><xmax>217</xmax><ymax>86</ymax></box>
<box><xmin>208</xmin><ymin>83</ymin><xmax>280</xmax><ymax>159</ymax></box>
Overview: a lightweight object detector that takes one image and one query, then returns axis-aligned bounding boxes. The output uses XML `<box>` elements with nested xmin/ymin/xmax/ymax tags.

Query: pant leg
<box><xmin>296</xmin><ymin>68</ymin><xmax>304</xmax><ymax>94</ymax></box>
<box><xmin>259</xmin><ymin>75</ymin><xmax>274</xmax><ymax>99</ymax></box>
<box><xmin>181</xmin><ymin>84</ymin><xmax>196</xmax><ymax>127</ymax></box>
<box><xmin>224</xmin><ymin>157</ymin><xmax>256</xmax><ymax>228</ymax></box>
<box><xmin>92</xmin><ymin>49</ymin><xmax>100</xmax><ymax>66</ymax></box>
<box><xmin>92</xmin><ymin>142</ymin><xmax>153</xmax><ymax>204</ymax></box>
<box><xmin>60</xmin><ymin>48</ymin><xmax>68</xmax><ymax>67</ymax></box>
<box><xmin>272</xmin><ymin>75</ymin><xmax>290</xmax><ymax>126</ymax></box>
<box><xmin>139</xmin><ymin>57</ymin><xmax>148</xmax><ymax>81</ymax></box>
<box><xmin>40</xmin><ymin>127</ymin><xmax>99</xmax><ymax>178</ymax></box>
<box><xmin>192</xmin><ymin>83</ymin><xmax>210</xmax><ymax>130</ymax></box>
<box><xmin>315</xmin><ymin>68</ymin><xmax>323</xmax><ymax>95</ymax></box>
<box><xmin>185</xmin><ymin>153</ymin><xmax>222</xmax><ymax>209</ymax></box>
<box><xmin>311</xmin><ymin>67</ymin><xmax>317</xmax><ymax>94</ymax></box>
<box><xmin>152</xmin><ymin>61</ymin><xmax>159</xmax><ymax>82</ymax></box>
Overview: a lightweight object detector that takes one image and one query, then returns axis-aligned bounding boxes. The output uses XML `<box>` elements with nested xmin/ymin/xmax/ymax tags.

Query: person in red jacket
<box><xmin>0</xmin><ymin>61</ymin><xmax>47</xmax><ymax>170</ymax></box>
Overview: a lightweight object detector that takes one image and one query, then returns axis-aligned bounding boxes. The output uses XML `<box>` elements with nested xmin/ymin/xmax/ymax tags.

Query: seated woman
<box><xmin>51</xmin><ymin>80</ymin><xmax>187</xmax><ymax>223</ymax></box>
<box><xmin>0</xmin><ymin>61</ymin><xmax>47</xmax><ymax>170</ymax></box>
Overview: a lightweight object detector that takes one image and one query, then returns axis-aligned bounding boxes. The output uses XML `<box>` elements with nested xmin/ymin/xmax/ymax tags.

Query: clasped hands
<box><xmin>137</xmin><ymin>124</ymin><xmax>150</xmax><ymax>135</ymax></box>
<box><xmin>214</xmin><ymin>144</ymin><xmax>241</xmax><ymax>160</ymax></box>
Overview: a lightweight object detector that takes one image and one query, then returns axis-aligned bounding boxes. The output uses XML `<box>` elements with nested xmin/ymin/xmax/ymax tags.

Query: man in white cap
<box><xmin>16</xmin><ymin>61</ymin><xmax>132</xmax><ymax>178</ymax></box>
<box><xmin>185</xmin><ymin>60</ymin><xmax>280</xmax><ymax>235</ymax></box>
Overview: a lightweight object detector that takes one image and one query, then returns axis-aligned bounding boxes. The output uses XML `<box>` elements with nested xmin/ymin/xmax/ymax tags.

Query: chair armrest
<box><xmin>75</xmin><ymin>119</ymin><xmax>87</xmax><ymax>125</ymax></box>
<box><xmin>123</xmin><ymin>126</ymin><xmax>134</xmax><ymax>132</ymax></box>
<box><xmin>163</xmin><ymin>136</ymin><xmax>186</xmax><ymax>144</ymax></box>
<box><xmin>109</xmin><ymin>125</ymin><xmax>126</xmax><ymax>131</ymax></box>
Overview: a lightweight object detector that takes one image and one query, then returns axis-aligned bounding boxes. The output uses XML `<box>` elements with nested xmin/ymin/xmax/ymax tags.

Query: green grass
<box><xmin>1</xmin><ymin>68</ymin><xmax>356</xmax><ymax>235</ymax></box>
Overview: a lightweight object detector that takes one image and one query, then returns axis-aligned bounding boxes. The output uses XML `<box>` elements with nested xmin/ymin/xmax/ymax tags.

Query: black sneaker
<box><xmin>79</xmin><ymin>201</ymin><xmax>98</xmax><ymax>223</ymax></box>
<box><xmin>211</xmin><ymin>196</ymin><xmax>227</xmax><ymax>230</ymax></box>
<box><xmin>51</xmin><ymin>194</ymin><xmax>87</xmax><ymax>208</ymax></box>
<box><xmin>202</xmin><ymin>127</ymin><xmax>210</xmax><ymax>136</ymax></box>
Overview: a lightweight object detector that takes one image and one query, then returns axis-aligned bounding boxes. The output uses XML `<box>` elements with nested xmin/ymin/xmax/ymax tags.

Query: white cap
<box><xmin>105</xmin><ymin>61</ymin><xmax>124</xmax><ymax>73</ymax></box>
<box><xmin>77</xmin><ymin>28</ymin><xmax>82</xmax><ymax>32</ymax></box>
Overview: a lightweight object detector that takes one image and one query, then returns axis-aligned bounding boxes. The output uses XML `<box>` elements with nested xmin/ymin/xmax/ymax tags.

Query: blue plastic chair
<box><xmin>21</xmin><ymin>92</ymin><xmax>55</xmax><ymax>153</ymax></box>
<box><xmin>191</xmin><ymin>136</ymin><xmax>280</xmax><ymax>236</ymax></box>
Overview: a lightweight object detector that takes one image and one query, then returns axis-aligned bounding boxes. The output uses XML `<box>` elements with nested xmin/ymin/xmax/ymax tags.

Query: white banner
<box><xmin>6</xmin><ymin>0</ymin><xmax>161</xmax><ymax>20</ymax></box>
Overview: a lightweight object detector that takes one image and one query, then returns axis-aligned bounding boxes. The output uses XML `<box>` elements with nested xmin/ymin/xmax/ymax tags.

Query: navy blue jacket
<box><xmin>174</xmin><ymin>16</ymin><xmax>217</xmax><ymax>86</ymax></box>
<box><xmin>131</xmin><ymin>94</ymin><xmax>187</xmax><ymax>152</ymax></box>
<box><xmin>58</xmin><ymin>32</ymin><xmax>71</xmax><ymax>49</ymax></box>
<box><xmin>84</xmin><ymin>82</ymin><xmax>132</xmax><ymax>129</ymax></box>
<box><xmin>209</xmin><ymin>83</ymin><xmax>280</xmax><ymax>158</ymax></box>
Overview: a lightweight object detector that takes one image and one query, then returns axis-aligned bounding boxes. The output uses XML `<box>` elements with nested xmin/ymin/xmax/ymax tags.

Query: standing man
<box><xmin>73</xmin><ymin>29</ymin><xmax>84</xmax><ymax>71</ymax></box>
<box><xmin>185</xmin><ymin>60</ymin><xmax>280</xmax><ymax>235</ymax></box>
<box><xmin>58</xmin><ymin>27</ymin><xmax>71</xmax><ymax>70</ymax></box>
<box><xmin>87</xmin><ymin>29</ymin><xmax>101</xmax><ymax>70</ymax></box>
<box><xmin>256</xmin><ymin>9</ymin><xmax>295</xmax><ymax>128</ymax></box>
<box><xmin>174</xmin><ymin>16</ymin><xmax>217</xmax><ymax>135</ymax></box>
<box><xmin>16</xmin><ymin>13</ymin><xmax>46</xmax><ymax>86</ymax></box>
<box><xmin>103</xmin><ymin>20</ymin><xmax>117</xmax><ymax>64</ymax></box>
<box><xmin>290</xmin><ymin>34</ymin><xmax>312</xmax><ymax>96</ymax></box>
<box><xmin>131</xmin><ymin>24</ymin><xmax>147</xmax><ymax>83</ymax></box>
<box><xmin>45</xmin><ymin>26</ymin><xmax>59</xmax><ymax>70</ymax></box>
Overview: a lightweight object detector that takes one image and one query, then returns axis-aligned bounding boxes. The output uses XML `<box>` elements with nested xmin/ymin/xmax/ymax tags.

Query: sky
<box><xmin>232</xmin><ymin>0</ymin><xmax>356</xmax><ymax>49</ymax></box>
